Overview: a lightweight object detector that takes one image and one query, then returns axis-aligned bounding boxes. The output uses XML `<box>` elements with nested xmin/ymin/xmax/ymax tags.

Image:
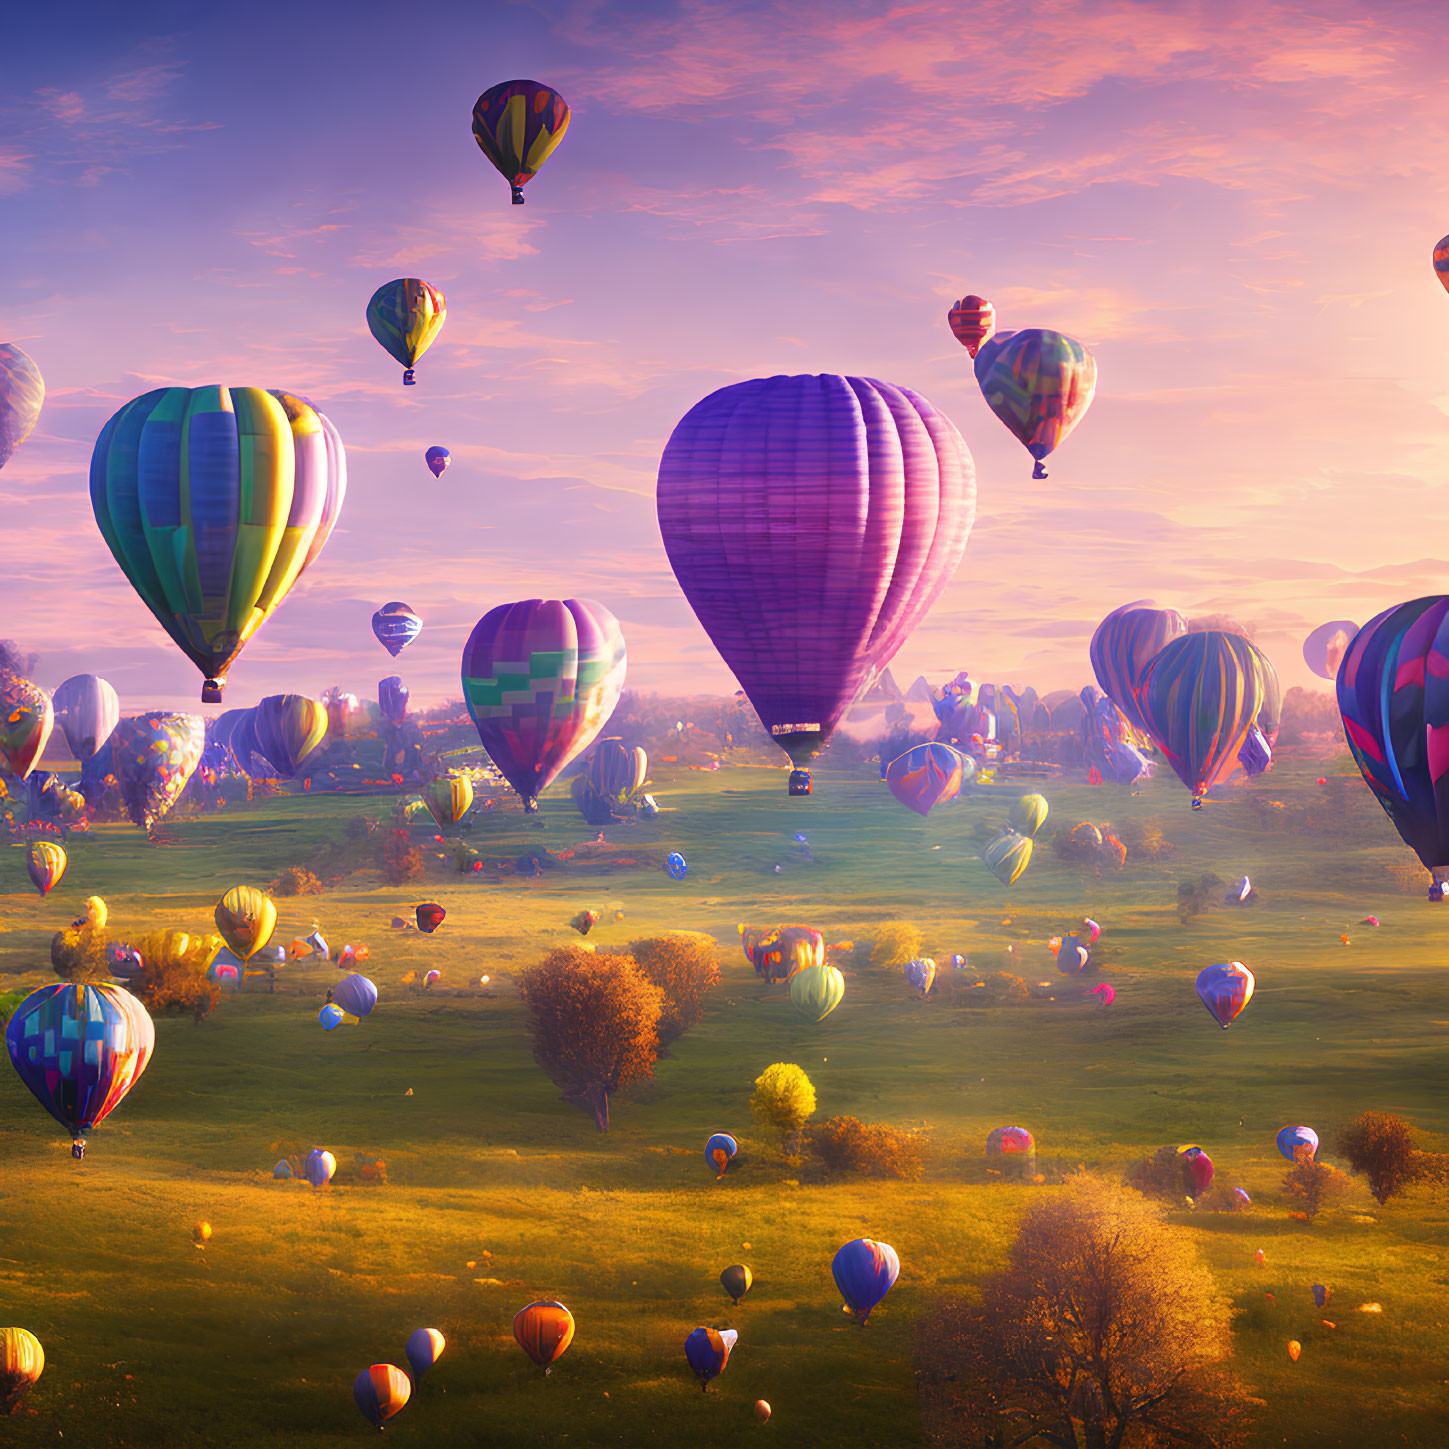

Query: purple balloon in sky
<box><xmin>657</xmin><ymin>374</ymin><xmax>976</xmax><ymax>773</ymax></box>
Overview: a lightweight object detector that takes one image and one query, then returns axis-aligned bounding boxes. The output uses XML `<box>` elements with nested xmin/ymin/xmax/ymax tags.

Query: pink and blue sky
<box><xmin>4</xmin><ymin>0</ymin><xmax>1449</xmax><ymax>716</ymax></box>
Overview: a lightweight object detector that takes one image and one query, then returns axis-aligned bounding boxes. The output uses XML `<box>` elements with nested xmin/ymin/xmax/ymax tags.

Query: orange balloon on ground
<box><xmin>514</xmin><ymin>1301</ymin><xmax>575</xmax><ymax>1375</ymax></box>
<box><xmin>754</xmin><ymin>1399</ymin><xmax>772</xmax><ymax>1423</ymax></box>
<box><xmin>1287</xmin><ymin>1340</ymin><xmax>1301</xmax><ymax>1362</ymax></box>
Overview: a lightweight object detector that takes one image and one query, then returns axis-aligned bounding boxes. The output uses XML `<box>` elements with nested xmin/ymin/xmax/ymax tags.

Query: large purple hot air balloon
<box><xmin>657</xmin><ymin>375</ymin><xmax>975</xmax><ymax>792</ymax></box>
<box><xmin>460</xmin><ymin>598</ymin><xmax>626</xmax><ymax>812</ymax></box>
<box><xmin>1088</xmin><ymin>600</ymin><xmax>1188</xmax><ymax>738</ymax></box>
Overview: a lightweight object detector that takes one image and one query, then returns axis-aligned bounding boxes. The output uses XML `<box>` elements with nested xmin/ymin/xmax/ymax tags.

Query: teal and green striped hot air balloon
<box><xmin>89</xmin><ymin>387</ymin><xmax>346</xmax><ymax>703</ymax></box>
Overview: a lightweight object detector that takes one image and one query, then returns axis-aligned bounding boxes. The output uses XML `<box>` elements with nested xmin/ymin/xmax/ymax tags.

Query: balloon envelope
<box><xmin>986</xmin><ymin>1125</ymin><xmax>1035</xmax><ymax>1156</ymax></box>
<box><xmin>1179</xmin><ymin>1145</ymin><xmax>1215</xmax><ymax>1198</ymax></box>
<box><xmin>1196</xmin><ymin>962</ymin><xmax>1255</xmax><ymax>1029</ymax></box>
<box><xmin>424</xmin><ymin>446</ymin><xmax>450</xmax><ymax>477</ymax></box>
<box><xmin>1009</xmin><ymin>793</ymin><xmax>1049</xmax><ymax>837</ymax></box>
<box><xmin>334</xmin><ymin>974</ymin><xmax>377</xmax><ymax>1018</ymax></box>
<box><xmin>705</xmin><ymin>1132</ymin><xmax>737</xmax><ymax>1178</ymax></box>
<box><xmin>1435</xmin><ymin>234</ymin><xmax>1449</xmax><ymax>293</ymax></box>
<box><xmin>416</xmin><ymin>903</ymin><xmax>446</xmax><ymax>934</ymax></box>
<box><xmin>658</xmin><ymin>375</ymin><xmax>975</xmax><ymax>775</ymax></box>
<box><xmin>903</xmin><ymin>958</ymin><xmax>936</xmax><ymax>996</ymax></box>
<box><xmin>947</xmin><ymin>295</ymin><xmax>996</xmax><ymax>357</ymax></box>
<box><xmin>1303</xmin><ymin>620</ymin><xmax>1358</xmax><ymax>681</ymax></box>
<box><xmin>26</xmin><ymin>841</ymin><xmax>66</xmax><ymax>897</ymax></box>
<box><xmin>373</xmin><ymin>602</ymin><xmax>422</xmax><ymax>657</ymax></box>
<box><xmin>973</xmin><ymin>328</ymin><xmax>1097</xmax><ymax>478</ymax></box>
<box><xmin>461</xmin><ymin>598</ymin><xmax>627</xmax><ymax>811</ymax></box>
<box><xmin>215</xmin><ymin>886</ymin><xmax>277</xmax><ymax>961</ymax></box>
<box><xmin>832</xmin><ymin>1238</ymin><xmax>900</xmax><ymax>1323</ymax></box>
<box><xmin>0</xmin><ymin>1326</ymin><xmax>45</xmax><ymax>1410</ymax></box>
<box><xmin>90</xmin><ymin>387</ymin><xmax>345</xmax><ymax>701</ymax></box>
<box><xmin>424</xmin><ymin>773</ymin><xmax>474</xmax><ymax>830</ymax></box>
<box><xmin>885</xmin><ymin>742</ymin><xmax>966</xmax><ymax>816</ymax></box>
<box><xmin>1089</xmin><ymin>601</ymin><xmax>1188</xmax><ymax>738</ymax></box>
<box><xmin>588</xmin><ymin>738</ymin><xmax>647</xmax><ymax>800</ymax></box>
<box><xmin>667</xmin><ymin>851</ymin><xmax>688</xmax><ymax>879</ymax></box>
<box><xmin>378</xmin><ymin>676</ymin><xmax>410</xmax><ymax>724</ymax></box>
<box><xmin>304</xmin><ymin>1148</ymin><xmax>336</xmax><ymax>1186</ymax></box>
<box><xmin>1276</xmin><ymin>1125</ymin><xmax>1319</xmax><ymax>1162</ymax></box>
<box><xmin>790</xmin><ymin>964</ymin><xmax>845</xmax><ymax>1021</ymax></box>
<box><xmin>109</xmin><ymin>713</ymin><xmax>205</xmax><ymax>832</ymax></box>
<box><xmin>52</xmin><ymin>674</ymin><xmax>119</xmax><ymax>761</ymax></box>
<box><xmin>0</xmin><ymin>675</ymin><xmax>53</xmax><ymax>780</ymax></box>
<box><xmin>984</xmin><ymin>831</ymin><xmax>1033</xmax><ymax>886</ymax></box>
<box><xmin>0</xmin><ymin>342</ymin><xmax>44</xmax><ymax>470</ymax></box>
<box><xmin>472</xmin><ymin>79</ymin><xmax>571</xmax><ymax>204</ymax></box>
<box><xmin>366</xmin><ymin>279</ymin><xmax>445</xmax><ymax>384</ymax></box>
<box><xmin>251</xmin><ymin>695</ymin><xmax>328</xmax><ymax>778</ymax></box>
<box><xmin>353</xmin><ymin>1364</ymin><xmax>410</xmax><ymax>1427</ymax></box>
<box><xmin>405</xmin><ymin>1328</ymin><xmax>445</xmax><ymax>1379</ymax></box>
<box><xmin>685</xmin><ymin>1327</ymin><xmax>736</xmax><ymax>1388</ymax></box>
<box><xmin>513</xmin><ymin>1301</ymin><xmax>575</xmax><ymax>1369</ymax></box>
<box><xmin>721</xmin><ymin>1264</ymin><xmax>753</xmax><ymax>1303</ymax></box>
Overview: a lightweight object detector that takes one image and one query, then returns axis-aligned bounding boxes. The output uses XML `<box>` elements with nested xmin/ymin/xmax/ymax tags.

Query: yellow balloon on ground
<box><xmin>1009</xmin><ymin>793</ymin><xmax>1049</xmax><ymax>837</ymax></box>
<box><xmin>985</xmin><ymin>831</ymin><xmax>1033</xmax><ymax>886</ymax></box>
<box><xmin>789</xmin><ymin>963</ymin><xmax>845</xmax><ymax>1022</ymax></box>
<box><xmin>0</xmin><ymin>1327</ymin><xmax>44</xmax><ymax>1412</ymax></box>
<box><xmin>214</xmin><ymin>886</ymin><xmax>277</xmax><ymax>961</ymax></box>
<box><xmin>424</xmin><ymin>773</ymin><xmax>474</xmax><ymax>830</ymax></box>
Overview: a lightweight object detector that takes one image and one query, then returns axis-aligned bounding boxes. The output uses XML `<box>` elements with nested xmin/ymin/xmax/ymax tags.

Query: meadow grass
<box><xmin>2</xmin><ymin>757</ymin><xmax>1447</xmax><ymax>1446</ymax></box>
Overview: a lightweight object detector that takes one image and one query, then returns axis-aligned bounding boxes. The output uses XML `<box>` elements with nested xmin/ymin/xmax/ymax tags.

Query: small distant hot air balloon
<box><xmin>684</xmin><ymin>1327</ymin><xmax>736</xmax><ymax>1391</ymax></box>
<box><xmin>720</xmin><ymin>1264</ymin><xmax>752</xmax><ymax>1305</ymax></box>
<box><xmin>472</xmin><ymin>80</ymin><xmax>571</xmax><ymax>205</ymax></box>
<box><xmin>354</xmin><ymin>1364</ymin><xmax>411</xmax><ymax>1428</ymax></box>
<box><xmin>588</xmin><ymin>738</ymin><xmax>648</xmax><ymax>802</ymax></box>
<box><xmin>193</xmin><ymin>1221</ymin><xmax>212</xmax><ymax>1248</ymax></box>
<box><xmin>1276</xmin><ymin>1125</ymin><xmax>1319</xmax><ymax>1162</ymax></box>
<box><xmin>1177</xmin><ymin>1145</ymin><xmax>1215</xmax><ymax>1198</ymax></box>
<box><xmin>26</xmin><ymin>841</ymin><xmax>66</xmax><ymax>897</ymax></box>
<box><xmin>1433</xmin><ymin>233</ymin><xmax>1449</xmax><ymax>293</ymax></box>
<box><xmin>1303</xmin><ymin>620</ymin><xmax>1358</xmax><ymax>681</ymax></box>
<box><xmin>424</xmin><ymin>969</ymin><xmax>441</xmax><ymax>988</ymax></box>
<box><xmin>304</xmin><ymin>1148</ymin><xmax>336</xmax><ymax>1187</ymax></box>
<box><xmin>789</xmin><ymin>963</ymin><xmax>845</xmax><ymax>1022</ymax></box>
<box><xmin>667</xmin><ymin>852</ymin><xmax>688</xmax><ymax>880</ymax></box>
<box><xmin>1081</xmin><ymin>917</ymin><xmax>1102</xmax><ymax>943</ymax></box>
<box><xmin>513</xmin><ymin>1301</ymin><xmax>574</xmax><ymax>1375</ymax></box>
<box><xmin>0</xmin><ymin>675</ymin><xmax>53</xmax><ymax>780</ymax></box>
<box><xmin>706</xmin><ymin>1132</ymin><xmax>737</xmax><ymax>1179</ymax></box>
<box><xmin>424</xmin><ymin>774</ymin><xmax>474</xmax><ymax>831</ymax></box>
<box><xmin>1090</xmin><ymin>982</ymin><xmax>1115</xmax><ymax>1006</ymax></box>
<box><xmin>570</xmin><ymin>909</ymin><xmax>599</xmax><ymax>936</ymax></box>
<box><xmin>0</xmin><ymin>1326</ymin><xmax>45</xmax><ymax>1414</ymax></box>
<box><xmin>986</xmin><ymin>1125</ymin><xmax>1036</xmax><ymax>1160</ymax></box>
<box><xmin>0</xmin><ymin>342</ymin><xmax>45</xmax><ymax>471</ymax></box>
<box><xmin>1196</xmin><ymin>962</ymin><xmax>1255</xmax><ymax>1029</ymax></box>
<box><xmin>947</xmin><ymin>295</ymin><xmax>996</xmax><ymax>357</ymax></box>
<box><xmin>1313</xmin><ymin>1284</ymin><xmax>1331</xmax><ymax>1309</ymax></box>
<box><xmin>425</xmin><ymin>446</ymin><xmax>450</xmax><ymax>478</ymax></box>
<box><xmin>1009</xmin><ymin>794</ymin><xmax>1049</xmax><ymax>838</ymax></box>
<box><xmin>833</xmin><ymin>1238</ymin><xmax>900</xmax><ymax>1324</ymax></box>
<box><xmin>215</xmin><ymin>887</ymin><xmax>277</xmax><ymax>962</ymax></box>
<box><xmin>416</xmin><ymin>903</ymin><xmax>446</xmax><ymax>934</ymax></box>
<box><xmin>746</xmin><ymin>925</ymin><xmax>826</xmax><ymax>983</ymax></box>
<box><xmin>884</xmin><ymin>742</ymin><xmax>968</xmax><ymax>817</ymax></box>
<box><xmin>373</xmin><ymin>602</ymin><xmax>423</xmax><ymax>657</ymax></box>
<box><xmin>52</xmin><ymin>674</ymin><xmax>120</xmax><ymax>762</ymax></box>
<box><xmin>335</xmin><ymin>974</ymin><xmax>377</xmax><ymax>1018</ymax></box>
<box><xmin>367</xmin><ymin>278</ymin><xmax>446</xmax><ymax>386</ymax></box>
<box><xmin>1287</xmin><ymin>1340</ymin><xmax>1301</xmax><ymax>1363</ymax></box>
<box><xmin>974</xmin><ymin>328</ymin><xmax>1097</xmax><ymax>479</ymax></box>
<box><xmin>754</xmin><ymin>1400</ymin><xmax>771</xmax><ymax>1423</ymax></box>
<box><xmin>1053</xmin><ymin>933</ymin><xmax>1089</xmax><ymax>975</ymax></box>
<box><xmin>405</xmin><ymin>1328</ymin><xmax>445</xmax><ymax>1379</ymax></box>
<box><xmin>904</xmin><ymin>958</ymin><xmax>936</xmax><ymax>997</ymax></box>
<box><xmin>5</xmin><ymin>983</ymin><xmax>155</xmax><ymax>1158</ymax></box>
<box><xmin>984</xmin><ymin>831</ymin><xmax>1033</xmax><ymax>886</ymax></box>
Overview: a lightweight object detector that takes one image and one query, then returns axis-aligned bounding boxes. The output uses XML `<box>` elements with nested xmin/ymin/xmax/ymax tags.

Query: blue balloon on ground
<box><xmin>705</xmin><ymin>1132</ymin><xmax>737</xmax><ymax>1178</ymax></box>
<box><xmin>319</xmin><ymin>1004</ymin><xmax>345</xmax><ymax>1030</ymax></box>
<box><xmin>667</xmin><ymin>852</ymin><xmax>687</xmax><ymax>879</ymax></box>
<box><xmin>1276</xmin><ymin>1124</ymin><xmax>1319</xmax><ymax>1162</ymax></box>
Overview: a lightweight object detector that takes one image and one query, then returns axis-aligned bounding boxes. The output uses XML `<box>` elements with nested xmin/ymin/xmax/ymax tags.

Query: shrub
<box><xmin>750</xmin><ymin>1062</ymin><xmax>816</xmax><ymax>1155</ymax></box>
<box><xmin>626</xmin><ymin>932</ymin><xmax>722</xmax><ymax>1045</ymax></box>
<box><xmin>1281</xmin><ymin>1158</ymin><xmax>1355</xmax><ymax>1220</ymax></box>
<box><xmin>269</xmin><ymin>865</ymin><xmax>323</xmax><ymax>897</ymax></box>
<box><xmin>1338</xmin><ymin>1111</ymin><xmax>1423</xmax><ymax>1204</ymax></box>
<box><xmin>0</xmin><ymin>989</ymin><xmax>27</xmax><ymax>1027</ymax></box>
<box><xmin>863</xmin><ymin>920</ymin><xmax>923</xmax><ymax>970</ymax></box>
<box><xmin>808</xmin><ymin>1115</ymin><xmax>925</xmax><ymax>1180</ymax></box>
<box><xmin>50</xmin><ymin>923</ymin><xmax>111</xmax><ymax>982</ymax></box>
<box><xmin>1114</xmin><ymin>817</ymin><xmax>1169</xmax><ymax>860</ymax></box>
<box><xmin>128</xmin><ymin>930</ymin><xmax>225</xmax><ymax>1023</ymax></box>
<box><xmin>1127</xmin><ymin>1145</ymin><xmax>1199</xmax><ymax>1202</ymax></box>
<box><xmin>1176</xmin><ymin>873</ymin><xmax>1226</xmax><ymax>924</ymax></box>
<box><xmin>382</xmin><ymin>827</ymin><xmax>425</xmax><ymax>885</ymax></box>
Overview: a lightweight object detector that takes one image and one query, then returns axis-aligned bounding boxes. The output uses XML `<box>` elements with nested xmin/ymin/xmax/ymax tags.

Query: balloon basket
<box><xmin>788</xmin><ymin>769</ymin><xmax>812</xmax><ymax>796</ymax></box>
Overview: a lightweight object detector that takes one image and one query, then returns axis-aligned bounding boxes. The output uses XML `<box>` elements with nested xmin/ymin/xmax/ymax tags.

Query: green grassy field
<box><xmin>3</xmin><ymin>758</ymin><xmax>1448</xmax><ymax>1447</ymax></box>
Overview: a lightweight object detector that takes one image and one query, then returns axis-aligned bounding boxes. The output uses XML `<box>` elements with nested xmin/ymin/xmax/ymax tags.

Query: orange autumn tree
<box><xmin>516</xmin><ymin>945</ymin><xmax>664</xmax><ymax>1132</ymax></box>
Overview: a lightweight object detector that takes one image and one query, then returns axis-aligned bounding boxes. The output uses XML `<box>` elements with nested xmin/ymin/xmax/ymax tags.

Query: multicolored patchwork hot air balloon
<box><xmin>461</xmin><ymin>598</ymin><xmax>627</xmax><ymax>812</ymax></box>
<box><xmin>26</xmin><ymin>841</ymin><xmax>66</xmax><ymax>897</ymax></box>
<box><xmin>51</xmin><ymin>674</ymin><xmax>119</xmax><ymax>762</ymax></box>
<box><xmin>684</xmin><ymin>1327</ymin><xmax>736</xmax><ymax>1391</ymax></box>
<box><xmin>790</xmin><ymin>963</ymin><xmax>845</xmax><ymax>1022</ymax></box>
<box><xmin>353</xmin><ymin>1364</ymin><xmax>410</xmax><ymax>1428</ymax></box>
<box><xmin>215</xmin><ymin>886</ymin><xmax>277</xmax><ymax>961</ymax></box>
<box><xmin>884</xmin><ymin>742</ymin><xmax>967</xmax><ymax>817</ymax></box>
<box><xmin>974</xmin><ymin>328</ymin><xmax>1096</xmax><ymax>479</ymax></box>
<box><xmin>513</xmin><ymin>1301</ymin><xmax>574</xmax><ymax>1375</ymax></box>
<box><xmin>1196</xmin><ymin>962</ymin><xmax>1254</xmax><ymax>1029</ymax></box>
<box><xmin>90</xmin><ymin>387</ymin><xmax>345</xmax><ymax>702</ymax></box>
<box><xmin>5</xmin><ymin>983</ymin><xmax>155</xmax><ymax>1158</ymax></box>
<box><xmin>658</xmin><ymin>375</ymin><xmax>976</xmax><ymax>793</ymax></box>
<box><xmin>423</xmin><ymin>773</ymin><xmax>474</xmax><ymax>831</ymax></box>
<box><xmin>425</xmin><ymin>445</ymin><xmax>450</xmax><ymax>478</ymax></box>
<box><xmin>742</xmin><ymin>924</ymin><xmax>826</xmax><ymax>983</ymax></box>
<box><xmin>1276</xmin><ymin>1124</ymin><xmax>1319</xmax><ymax>1162</ymax></box>
<box><xmin>986</xmin><ymin>1125</ymin><xmax>1035</xmax><ymax>1159</ymax></box>
<box><xmin>110</xmin><ymin>713</ymin><xmax>204</xmax><ymax>831</ymax></box>
<box><xmin>947</xmin><ymin>295</ymin><xmax>996</xmax><ymax>357</ymax></box>
<box><xmin>372</xmin><ymin>602</ymin><xmax>422</xmax><ymax>657</ymax></box>
<box><xmin>366</xmin><ymin>278</ymin><xmax>445</xmax><ymax>386</ymax></box>
<box><xmin>1139</xmin><ymin>631</ymin><xmax>1279</xmax><ymax>806</ymax></box>
<box><xmin>1089</xmin><ymin>600</ymin><xmax>1188</xmax><ymax>738</ymax></box>
<box><xmin>0</xmin><ymin>342</ymin><xmax>44</xmax><ymax>471</ymax></box>
<box><xmin>1303</xmin><ymin>620</ymin><xmax>1358</xmax><ymax>681</ymax></box>
<box><xmin>705</xmin><ymin>1132</ymin><xmax>737</xmax><ymax>1179</ymax></box>
<box><xmin>0</xmin><ymin>674</ymin><xmax>53</xmax><ymax>780</ymax></box>
<box><xmin>251</xmin><ymin>694</ymin><xmax>328</xmax><ymax>778</ymax></box>
<box><xmin>984</xmin><ymin>831</ymin><xmax>1033</xmax><ymax>886</ymax></box>
<box><xmin>1336</xmin><ymin>597</ymin><xmax>1449</xmax><ymax>898</ymax></box>
<box><xmin>471</xmin><ymin>79</ymin><xmax>571</xmax><ymax>205</ymax></box>
<box><xmin>0</xmin><ymin>1327</ymin><xmax>45</xmax><ymax>1414</ymax></box>
<box><xmin>832</xmin><ymin>1238</ymin><xmax>900</xmax><ymax>1325</ymax></box>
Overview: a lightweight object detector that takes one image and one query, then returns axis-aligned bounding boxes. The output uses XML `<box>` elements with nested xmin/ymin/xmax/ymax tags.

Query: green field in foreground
<box><xmin>2</xmin><ymin>758</ymin><xmax>1448</xmax><ymax>1448</ymax></box>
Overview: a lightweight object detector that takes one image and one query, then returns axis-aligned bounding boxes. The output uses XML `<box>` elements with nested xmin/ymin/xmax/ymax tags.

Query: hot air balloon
<box><xmin>424</xmin><ymin>773</ymin><xmax>474</xmax><ymax>831</ymax></box>
<box><xmin>51</xmin><ymin>674</ymin><xmax>120</xmax><ymax>762</ymax></box>
<box><xmin>461</xmin><ymin>598</ymin><xmax>627</xmax><ymax>812</ymax></box>
<box><xmin>658</xmin><ymin>375</ymin><xmax>975</xmax><ymax>793</ymax></box>
<box><xmin>986</xmin><ymin>1125</ymin><xmax>1035</xmax><ymax>1160</ymax></box>
<box><xmin>1009</xmin><ymin>793</ymin><xmax>1049</xmax><ymax>837</ymax></box>
<box><xmin>1303</xmin><ymin>620</ymin><xmax>1358</xmax><ymax>681</ymax></box>
<box><xmin>1089</xmin><ymin>601</ymin><xmax>1189</xmax><ymax>738</ymax></box>
<box><xmin>416</xmin><ymin>903</ymin><xmax>446</xmax><ymax>934</ymax></box>
<box><xmin>90</xmin><ymin>387</ymin><xmax>345</xmax><ymax>702</ymax></box>
<box><xmin>0</xmin><ymin>1327</ymin><xmax>44</xmax><ymax>1414</ymax></box>
<box><xmin>1196</xmin><ymin>962</ymin><xmax>1254</xmax><ymax>1029</ymax></box>
<box><xmin>424</xmin><ymin>969</ymin><xmax>442</xmax><ymax>989</ymax></box>
<box><xmin>832</xmin><ymin>1238</ymin><xmax>900</xmax><ymax>1325</ymax></box>
<box><xmin>373</xmin><ymin>602</ymin><xmax>422</xmax><ymax>657</ymax></box>
<box><xmin>904</xmin><ymin>958</ymin><xmax>936</xmax><ymax>996</ymax></box>
<box><xmin>378</xmin><ymin>676</ymin><xmax>410</xmax><ymax>726</ymax></box>
<box><xmin>1313</xmin><ymin>1284</ymin><xmax>1331</xmax><ymax>1309</ymax></box>
<box><xmin>1434</xmin><ymin>234</ymin><xmax>1449</xmax><ymax>293</ymax></box>
<box><xmin>706</xmin><ymin>1132</ymin><xmax>737</xmax><ymax>1179</ymax></box>
<box><xmin>745</xmin><ymin>925</ymin><xmax>826</xmax><ymax>983</ymax></box>
<box><xmin>984</xmin><ymin>831</ymin><xmax>1032</xmax><ymax>886</ymax></box>
<box><xmin>790</xmin><ymin>963</ymin><xmax>845</xmax><ymax>1022</ymax></box>
<box><xmin>1053</xmin><ymin>933</ymin><xmax>1089</xmax><ymax>974</ymax></box>
<box><xmin>250</xmin><ymin>695</ymin><xmax>328</xmax><ymax>778</ymax></box>
<box><xmin>1139</xmin><ymin>632</ymin><xmax>1278</xmax><ymax>806</ymax></box>
<box><xmin>6</xmin><ymin>983</ymin><xmax>155</xmax><ymax>1158</ymax></box>
<box><xmin>570</xmin><ymin>909</ymin><xmax>599</xmax><ymax>936</ymax></box>
<box><xmin>884</xmin><ymin>742</ymin><xmax>967</xmax><ymax>816</ymax></box>
<box><xmin>0</xmin><ymin>342</ymin><xmax>44</xmax><ymax>472</ymax></box>
<box><xmin>513</xmin><ymin>1301</ymin><xmax>574</xmax><ymax>1374</ymax></box>
<box><xmin>1276</xmin><ymin>1125</ymin><xmax>1319</xmax><ymax>1162</ymax></box>
<box><xmin>109</xmin><ymin>712</ymin><xmax>205</xmax><ymax>832</ymax></box>
<box><xmin>405</xmin><ymin>1328</ymin><xmax>445</xmax><ymax>1380</ymax></box>
<box><xmin>425</xmin><ymin>446</ymin><xmax>450</xmax><ymax>478</ymax></box>
<box><xmin>721</xmin><ymin>1264</ymin><xmax>753</xmax><ymax>1305</ymax></box>
<box><xmin>366</xmin><ymin>278</ymin><xmax>446</xmax><ymax>386</ymax></box>
<box><xmin>471</xmin><ymin>80</ymin><xmax>571</xmax><ymax>205</ymax></box>
<box><xmin>1178</xmin><ymin>1145</ymin><xmax>1215</xmax><ymax>1198</ymax></box>
<box><xmin>973</xmin><ymin>328</ymin><xmax>1096</xmax><ymax>479</ymax></box>
<box><xmin>319</xmin><ymin>1004</ymin><xmax>352</xmax><ymax>1030</ymax></box>
<box><xmin>304</xmin><ymin>1147</ymin><xmax>336</xmax><ymax>1187</ymax></box>
<box><xmin>685</xmin><ymin>1327</ymin><xmax>736</xmax><ymax>1391</ymax></box>
<box><xmin>1090</xmin><ymin>981</ymin><xmax>1116</xmax><ymax>1007</ymax></box>
<box><xmin>588</xmin><ymin>738</ymin><xmax>647</xmax><ymax>801</ymax></box>
<box><xmin>215</xmin><ymin>886</ymin><xmax>277</xmax><ymax>961</ymax></box>
<box><xmin>25</xmin><ymin>841</ymin><xmax>66</xmax><ymax>897</ymax></box>
<box><xmin>335</xmin><ymin>974</ymin><xmax>377</xmax><ymax>1018</ymax></box>
<box><xmin>947</xmin><ymin>295</ymin><xmax>996</xmax><ymax>357</ymax></box>
<box><xmin>354</xmin><ymin>1364</ymin><xmax>411</xmax><ymax>1428</ymax></box>
<box><xmin>1335</xmin><ymin>597</ymin><xmax>1449</xmax><ymax>898</ymax></box>
<box><xmin>0</xmin><ymin>674</ymin><xmax>53</xmax><ymax>780</ymax></box>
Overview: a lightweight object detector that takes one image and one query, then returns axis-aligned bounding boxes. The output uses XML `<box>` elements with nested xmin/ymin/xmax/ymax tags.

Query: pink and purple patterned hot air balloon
<box><xmin>884</xmin><ymin>742</ymin><xmax>969</xmax><ymax>816</ymax></box>
<box><xmin>1196</xmin><ymin>962</ymin><xmax>1254</xmax><ymax>1029</ymax></box>
<box><xmin>372</xmin><ymin>602</ymin><xmax>422</xmax><ymax>657</ymax></box>
<box><xmin>460</xmin><ymin>598</ymin><xmax>626</xmax><ymax>812</ymax></box>
<box><xmin>657</xmin><ymin>375</ymin><xmax>976</xmax><ymax>794</ymax></box>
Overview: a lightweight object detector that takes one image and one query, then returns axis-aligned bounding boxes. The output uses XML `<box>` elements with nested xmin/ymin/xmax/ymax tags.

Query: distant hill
<box><xmin>905</xmin><ymin>675</ymin><xmax>936</xmax><ymax>703</ymax></box>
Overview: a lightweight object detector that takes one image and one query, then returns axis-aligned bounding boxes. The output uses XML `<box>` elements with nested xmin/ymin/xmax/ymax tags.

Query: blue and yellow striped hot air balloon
<box><xmin>0</xmin><ymin>343</ymin><xmax>44</xmax><ymax>471</ymax></box>
<box><xmin>472</xmin><ymin>80</ymin><xmax>571</xmax><ymax>205</ymax></box>
<box><xmin>90</xmin><ymin>387</ymin><xmax>345</xmax><ymax>703</ymax></box>
<box><xmin>366</xmin><ymin>278</ymin><xmax>446</xmax><ymax>386</ymax></box>
<box><xmin>423</xmin><ymin>772</ymin><xmax>474</xmax><ymax>831</ymax></box>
